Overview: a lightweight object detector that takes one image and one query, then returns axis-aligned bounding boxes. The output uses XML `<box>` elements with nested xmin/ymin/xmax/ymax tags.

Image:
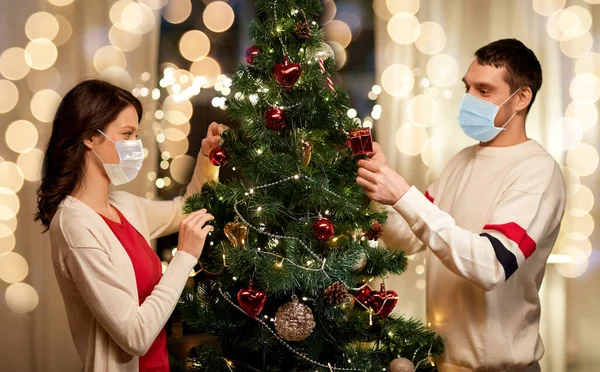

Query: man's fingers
<box><xmin>356</xmin><ymin>176</ymin><xmax>376</xmax><ymax>192</ymax></box>
<box><xmin>357</xmin><ymin>167</ymin><xmax>378</xmax><ymax>184</ymax></box>
<box><xmin>357</xmin><ymin>159</ymin><xmax>380</xmax><ymax>173</ymax></box>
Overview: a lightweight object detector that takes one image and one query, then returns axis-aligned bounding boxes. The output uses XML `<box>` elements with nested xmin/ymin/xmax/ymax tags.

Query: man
<box><xmin>356</xmin><ymin>39</ymin><xmax>566</xmax><ymax>371</ymax></box>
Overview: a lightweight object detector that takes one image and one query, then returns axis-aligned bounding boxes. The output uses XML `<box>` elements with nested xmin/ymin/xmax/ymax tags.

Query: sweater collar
<box><xmin>475</xmin><ymin>139</ymin><xmax>542</xmax><ymax>158</ymax></box>
<box><xmin>60</xmin><ymin>193</ymin><xmax>144</xmax><ymax>237</ymax></box>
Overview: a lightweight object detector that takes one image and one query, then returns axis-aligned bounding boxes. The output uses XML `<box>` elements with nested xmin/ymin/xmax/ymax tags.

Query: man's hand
<box><xmin>368</xmin><ymin>141</ymin><xmax>389</xmax><ymax>166</ymax></box>
<box><xmin>200</xmin><ymin>122</ymin><xmax>230</xmax><ymax>157</ymax></box>
<box><xmin>356</xmin><ymin>159</ymin><xmax>411</xmax><ymax>206</ymax></box>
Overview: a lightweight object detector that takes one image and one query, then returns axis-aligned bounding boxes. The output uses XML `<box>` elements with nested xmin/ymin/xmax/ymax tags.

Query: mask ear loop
<box><xmin>91</xmin><ymin>129</ymin><xmax>112</xmax><ymax>165</ymax></box>
<box><xmin>499</xmin><ymin>88</ymin><xmax>521</xmax><ymax>130</ymax></box>
<box><xmin>91</xmin><ymin>149</ymin><xmax>106</xmax><ymax>165</ymax></box>
<box><xmin>97</xmin><ymin>129</ymin><xmax>117</xmax><ymax>144</ymax></box>
<box><xmin>500</xmin><ymin>87</ymin><xmax>521</xmax><ymax>106</ymax></box>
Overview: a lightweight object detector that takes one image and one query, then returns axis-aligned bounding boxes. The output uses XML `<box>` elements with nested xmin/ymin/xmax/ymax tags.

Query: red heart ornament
<box><xmin>237</xmin><ymin>281</ymin><xmax>267</xmax><ymax>318</ymax></box>
<box><xmin>272</xmin><ymin>55</ymin><xmax>302</xmax><ymax>91</ymax></box>
<box><xmin>369</xmin><ymin>283</ymin><xmax>398</xmax><ymax>319</ymax></box>
<box><xmin>354</xmin><ymin>285</ymin><xmax>373</xmax><ymax>308</ymax></box>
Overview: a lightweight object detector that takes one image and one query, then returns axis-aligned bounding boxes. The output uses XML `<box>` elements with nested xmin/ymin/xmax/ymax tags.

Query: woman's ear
<box><xmin>83</xmin><ymin>132</ymin><xmax>98</xmax><ymax>150</ymax></box>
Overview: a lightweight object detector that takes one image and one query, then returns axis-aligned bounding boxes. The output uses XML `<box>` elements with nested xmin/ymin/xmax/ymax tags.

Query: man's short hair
<box><xmin>475</xmin><ymin>39</ymin><xmax>543</xmax><ymax>113</ymax></box>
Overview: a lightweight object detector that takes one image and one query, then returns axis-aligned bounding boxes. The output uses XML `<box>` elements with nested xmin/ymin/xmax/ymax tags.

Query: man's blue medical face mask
<box><xmin>457</xmin><ymin>88</ymin><xmax>520</xmax><ymax>142</ymax></box>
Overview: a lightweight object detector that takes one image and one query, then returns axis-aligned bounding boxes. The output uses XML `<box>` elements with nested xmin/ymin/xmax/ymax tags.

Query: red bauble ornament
<box><xmin>245</xmin><ymin>45</ymin><xmax>261</xmax><ymax>64</ymax></box>
<box><xmin>265</xmin><ymin>107</ymin><xmax>286</xmax><ymax>131</ymax></box>
<box><xmin>209</xmin><ymin>146</ymin><xmax>229</xmax><ymax>167</ymax></box>
<box><xmin>237</xmin><ymin>281</ymin><xmax>267</xmax><ymax>318</ymax></box>
<box><xmin>272</xmin><ymin>55</ymin><xmax>302</xmax><ymax>91</ymax></box>
<box><xmin>369</xmin><ymin>283</ymin><xmax>398</xmax><ymax>319</ymax></box>
<box><xmin>313</xmin><ymin>217</ymin><xmax>335</xmax><ymax>241</ymax></box>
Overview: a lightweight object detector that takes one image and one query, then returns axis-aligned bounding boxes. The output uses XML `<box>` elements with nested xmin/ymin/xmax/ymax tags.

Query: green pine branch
<box><xmin>178</xmin><ymin>0</ymin><xmax>444</xmax><ymax>369</ymax></box>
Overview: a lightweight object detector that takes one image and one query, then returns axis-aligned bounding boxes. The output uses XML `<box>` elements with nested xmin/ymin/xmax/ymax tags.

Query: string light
<box><xmin>260</xmin><ymin>251</ymin><xmax>326</xmax><ymax>272</ymax></box>
<box><xmin>218</xmin><ymin>287</ymin><xmax>359</xmax><ymax>371</ymax></box>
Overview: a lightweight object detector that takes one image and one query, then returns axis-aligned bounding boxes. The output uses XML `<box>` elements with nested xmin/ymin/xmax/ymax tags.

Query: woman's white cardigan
<box><xmin>49</xmin><ymin>156</ymin><xmax>218</xmax><ymax>372</ymax></box>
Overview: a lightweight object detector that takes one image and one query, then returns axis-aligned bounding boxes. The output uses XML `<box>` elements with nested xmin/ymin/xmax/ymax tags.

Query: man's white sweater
<box><xmin>381</xmin><ymin>140</ymin><xmax>566</xmax><ymax>371</ymax></box>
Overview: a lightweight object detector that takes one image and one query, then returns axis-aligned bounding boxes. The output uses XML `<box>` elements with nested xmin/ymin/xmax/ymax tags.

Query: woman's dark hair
<box><xmin>35</xmin><ymin>79</ymin><xmax>143</xmax><ymax>231</ymax></box>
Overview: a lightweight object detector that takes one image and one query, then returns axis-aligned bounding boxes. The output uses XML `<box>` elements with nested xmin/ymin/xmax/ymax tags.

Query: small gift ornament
<box><xmin>348</xmin><ymin>128</ymin><xmax>374</xmax><ymax>156</ymax></box>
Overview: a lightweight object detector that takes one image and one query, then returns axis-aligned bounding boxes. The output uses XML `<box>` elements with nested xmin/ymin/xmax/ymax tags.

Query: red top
<box><xmin>99</xmin><ymin>206</ymin><xmax>170</xmax><ymax>372</ymax></box>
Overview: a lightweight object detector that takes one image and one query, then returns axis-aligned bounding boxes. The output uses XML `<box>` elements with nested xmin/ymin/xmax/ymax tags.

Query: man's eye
<box><xmin>481</xmin><ymin>90</ymin><xmax>490</xmax><ymax>95</ymax></box>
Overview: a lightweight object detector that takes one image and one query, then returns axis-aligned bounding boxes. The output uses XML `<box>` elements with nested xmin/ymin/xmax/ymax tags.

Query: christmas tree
<box><xmin>180</xmin><ymin>1</ymin><xmax>443</xmax><ymax>370</ymax></box>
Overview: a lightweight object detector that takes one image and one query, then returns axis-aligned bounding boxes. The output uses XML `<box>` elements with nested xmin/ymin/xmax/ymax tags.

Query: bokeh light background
<box><xmin>0</xmin><ymin>1</ymin><xmax>598</xmax><ymax>371</ymax></box>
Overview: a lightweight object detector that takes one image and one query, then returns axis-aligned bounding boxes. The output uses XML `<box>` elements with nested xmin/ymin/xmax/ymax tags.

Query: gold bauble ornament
<box><xmin>224</xmin><ymin>217</ymin><xmax>248</xmax><ymax>248</ymax></box>
<box><xmin>389</xmin><ymin>357</ymin><xmax>415</xmax><ymax>372</ymax></box>
<box><xmin>274</xmin><ymin>296</ymin><xmax>315</xmax><ymax>341</ymax></box>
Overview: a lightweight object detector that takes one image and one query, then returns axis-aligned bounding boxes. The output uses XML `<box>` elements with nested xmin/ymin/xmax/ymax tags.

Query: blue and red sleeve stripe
<box><xmin>480</xmin><ymin>223</ymin><xmax>537</xmax><ymax>280</ymax></box>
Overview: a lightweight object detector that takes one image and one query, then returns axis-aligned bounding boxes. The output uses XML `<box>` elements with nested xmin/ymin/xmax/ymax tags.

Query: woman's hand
<box><xmin>201</xmin><ymin>122</ymin><xmax>229</xmax><ymax>157</ymax></box>
<box><xmin>177</xmin><ymin>209</ymin><xmax>214</xmax><ymax>260</ymax></box>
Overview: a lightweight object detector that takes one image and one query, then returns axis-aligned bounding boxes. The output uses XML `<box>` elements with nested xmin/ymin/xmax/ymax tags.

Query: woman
<box><xmin>35</xmin><ymin>79</ymin><xmax>227</xmax><ymax>372</ymax></box>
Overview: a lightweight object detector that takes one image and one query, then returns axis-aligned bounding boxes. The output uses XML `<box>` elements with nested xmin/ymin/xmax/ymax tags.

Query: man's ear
<box><xmin>516</xmin><ymin>87</ymin><xmax>532</xmax><ymax>112</ymax></box>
